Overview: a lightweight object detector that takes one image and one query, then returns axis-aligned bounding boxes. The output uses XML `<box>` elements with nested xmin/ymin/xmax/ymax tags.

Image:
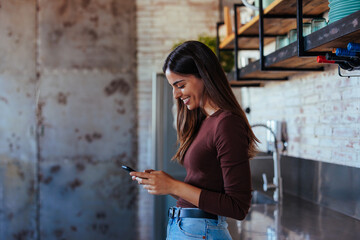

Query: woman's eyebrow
<box><xmin>172</xmin><ymin>80</ymin><xmax>185</xmax><ymax>86</ymax></box>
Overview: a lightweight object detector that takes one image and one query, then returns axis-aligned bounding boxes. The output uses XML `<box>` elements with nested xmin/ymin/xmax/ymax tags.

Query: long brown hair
<box><xmin>163</xmin><ymin>41</ymin><xmax>258</xmax><ymax>164</ymax></box>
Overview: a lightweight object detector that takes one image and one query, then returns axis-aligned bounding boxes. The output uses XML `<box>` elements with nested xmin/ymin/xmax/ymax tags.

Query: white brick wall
<box><xmin>235</xmin><ymin>65</ymin><xmax>360</xmax><ymax>168</ymax></box>
<box><xmin>136</xmin><ymin>1</ymin><xmax>219</xmax><ymax>239</ymax></box>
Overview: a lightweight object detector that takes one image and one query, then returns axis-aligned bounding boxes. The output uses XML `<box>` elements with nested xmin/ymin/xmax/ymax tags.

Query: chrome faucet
<box><xmin>251</xmin><ymin>121</ymin><xmax>287</xmax><ymax>202</ymax></box>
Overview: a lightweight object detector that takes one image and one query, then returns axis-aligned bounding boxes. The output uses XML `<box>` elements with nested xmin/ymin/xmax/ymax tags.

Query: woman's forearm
<box><xmin>171</xmin><ymin>180</ymin><xmax>201</xmax><ymax>207</ymax></box>
<box><xmin>170</xmin><ymin>194</ymin><xmax>179</xmax><ymax>200</ymax></box>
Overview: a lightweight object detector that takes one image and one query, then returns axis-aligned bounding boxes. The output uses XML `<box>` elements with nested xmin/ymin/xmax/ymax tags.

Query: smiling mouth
<box><xmin>182</xmin><ymin>97</ymin><xmax>190</xmax><ymax>105</ymax></box>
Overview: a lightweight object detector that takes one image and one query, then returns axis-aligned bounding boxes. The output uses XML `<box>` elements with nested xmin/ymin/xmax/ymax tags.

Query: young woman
<box><xmin>130</xmin><ymin>41</ymin><xmax>258</xmax><ymax>239</ymax></box>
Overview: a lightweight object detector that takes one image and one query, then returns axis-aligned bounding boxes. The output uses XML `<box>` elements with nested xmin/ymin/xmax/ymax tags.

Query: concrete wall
<box><xmin>0</xmin><ymin>1</ymin><xmax>38</xmax><ymax>238</ymax></box>
<box><xmin>0</xmin><ymin>0</ymin><xmax>137</xmax><ymax>239</ymax></box>
<box><xmin>136</xmin><ymin>0</ymin><xmax>219</xmax><ymax>239</ymax></box>
<box><xmin>235</xmin><ymin>65</ymin><xmax>360</xmax><ymax>168</ymax></box>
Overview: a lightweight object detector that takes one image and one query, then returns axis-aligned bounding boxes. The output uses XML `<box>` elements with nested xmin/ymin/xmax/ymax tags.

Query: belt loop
<box><xmin>176</xmin><ymin>208</ymin><xmax>181</xmax><ymax>223</ymax></box>
<box><xmin>177</xmin><ymin>208</ymin><xmax>181</xmax><ymax>218</ymax></box>
<box><xmin>168</xmin><ymin>207</ymin><xmax>174</xmax><ymax>218</ymax></box>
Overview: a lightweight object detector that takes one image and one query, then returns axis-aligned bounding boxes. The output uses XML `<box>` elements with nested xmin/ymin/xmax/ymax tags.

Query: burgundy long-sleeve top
<box><xmin>176</xmin><ymin>109</ymin><xmax>252</xmax><ymax>220</ymax></box>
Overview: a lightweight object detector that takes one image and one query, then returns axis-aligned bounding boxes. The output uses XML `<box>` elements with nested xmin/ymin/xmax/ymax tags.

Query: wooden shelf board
<box><xmin>267</xmin><ymin>0</ymin><xmax>328</xmax><ymax>16</ymax></box>
<box><xmin>238</xmin><ymin>50</ymin><xmax>325</xmax><ymax>80</ymax></box>
<box><xmin>220</xmin><ymin>0</ymin><xmax>329</xmax><ymax>49</ymax></box>
<box><xmin>241</xmin><ymin>70</ymin><xmax>296</xmax><ymax>79</ymax></box>
<box><xmin>270</xmin><ymin>57</ymin><xmax>318</xmax><ymax>68</ymax></box>
<box><xmin>220</xmin><ymin>33</ymin><xmax>235</xmax><ymax>49</ymax></box>
<box><xmin>229</xmin><ymin>80</ymin><xmax>262</xmax><ymax>85</ymax></box>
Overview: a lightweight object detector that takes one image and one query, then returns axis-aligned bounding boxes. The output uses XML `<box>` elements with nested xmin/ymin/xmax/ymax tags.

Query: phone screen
<box><xmin>121</xmin><ymin>165</ymin><xmax>136</xmax><ymax>172</ymax></box>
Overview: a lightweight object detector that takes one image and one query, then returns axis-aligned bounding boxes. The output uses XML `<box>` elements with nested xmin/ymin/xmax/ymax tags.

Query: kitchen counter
<box><xmin>228</xmin><ymin>192</ymin><xmax>360</xmax><ymax>240</ymax></box>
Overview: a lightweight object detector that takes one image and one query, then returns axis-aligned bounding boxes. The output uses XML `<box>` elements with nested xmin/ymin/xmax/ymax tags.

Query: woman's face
<box><xmin>165</xmin><ymin>69</ymin><xmax>205</xmax><ymax>111</ymax></box>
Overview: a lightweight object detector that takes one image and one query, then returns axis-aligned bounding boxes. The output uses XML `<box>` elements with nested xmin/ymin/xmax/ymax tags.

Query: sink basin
<box><xmin>251</xmin><ymin>190</ymin><xmax>277</xmax><ymax>205</ymax></box>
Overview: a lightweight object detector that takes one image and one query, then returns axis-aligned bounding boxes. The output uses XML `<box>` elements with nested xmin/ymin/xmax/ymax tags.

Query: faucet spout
<box><xmin>262</xmin><ymin>173</ymin><xmax>276</xmax><ymax>191</ymax></box>
<box><xmin>272</xmin><ymin>147</ymin><xmax>283</xmax><ymax>202</ymax></box>
<box><xmin>251</xmin><ymin>122</ymin><xmax>285</xmax><ymax>203</ymax></box>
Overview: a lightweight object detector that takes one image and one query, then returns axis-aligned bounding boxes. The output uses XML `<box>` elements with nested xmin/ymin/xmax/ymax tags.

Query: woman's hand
<box><xmin>130</xmin><ymin>169</ymin><xmax>178</xmax><ymax>195</ymax></box>
<box><xmin>130</xmin><ymin>169</ymin><xmax>201</xmax><ymax>206</ymax></box>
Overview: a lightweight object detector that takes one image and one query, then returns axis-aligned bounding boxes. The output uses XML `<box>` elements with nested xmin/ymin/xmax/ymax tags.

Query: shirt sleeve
<box><xmin>198</xmin><ymin>114</ymin><xmax>252</xmax><ymax>220</ymax></box>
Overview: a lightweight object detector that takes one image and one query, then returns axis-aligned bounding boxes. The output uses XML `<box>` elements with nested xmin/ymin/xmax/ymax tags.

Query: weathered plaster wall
<box><xmin>0</xmin><ymin>0</ymin><xmax>137</xmax><ymax>239</ymax></box>
<box><xmin>0</xmin><ymin>1</ymin><xmax>38</xmax><ymax>239</ymax></box>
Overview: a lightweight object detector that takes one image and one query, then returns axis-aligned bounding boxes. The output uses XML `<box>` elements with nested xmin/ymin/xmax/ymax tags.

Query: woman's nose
<box><xmin>173</xmin><ymin>88</ymin><xmax>181</xmax><ymax>99</ymax></box>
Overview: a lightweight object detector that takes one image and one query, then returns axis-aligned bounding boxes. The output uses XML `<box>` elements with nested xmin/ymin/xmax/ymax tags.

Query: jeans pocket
<box><xmin>206</xmin><ymin>225</ymin><xmax>232</xmax><ymax>240</ymax></box>
<box><xmin>167</xmin><ymin>218</ymin><xmax>172</xmax><ymax>239</ymax></box>
<box><xmin>177</xmin><ymin>218</ymin><xmax>206</xmax><ymax>239</ymax></box>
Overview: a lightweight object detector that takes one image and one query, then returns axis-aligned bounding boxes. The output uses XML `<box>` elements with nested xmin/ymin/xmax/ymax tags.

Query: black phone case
<box><xmin>121</xmin><ymin>165</ymin><xmax>136</xmax><ymax>172</ymax></box>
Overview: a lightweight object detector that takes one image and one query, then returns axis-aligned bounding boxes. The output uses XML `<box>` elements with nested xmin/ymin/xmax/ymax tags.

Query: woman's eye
<box><xmin>178</xmin><ymin>85</ymin><xmax>185</xmax><ymax>89</ymax></box>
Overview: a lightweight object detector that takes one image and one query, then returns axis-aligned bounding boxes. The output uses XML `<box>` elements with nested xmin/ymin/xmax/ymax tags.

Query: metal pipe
<box><xmin>259</xmin><ymin>0</ymin><xmax>265</xmax><ymax>70</ymax></box>
<box><xmin>297</xmin><ymin>0</ymin><xmax>304</xmax><ymax>57</ymax></box>
<box><xmin>234</xmin><ymin>4</ymin><xmax>240</xmax><ymax>80</ymax></box>
<box><xmin>216</xmin><ymin>22</ymin><xmax>224</xmax><ymax>60</ymax></box>
<box><xmin>251</xmin><ymin>123</ymin><xmax>283</xmax><ymax>202</ymax></box>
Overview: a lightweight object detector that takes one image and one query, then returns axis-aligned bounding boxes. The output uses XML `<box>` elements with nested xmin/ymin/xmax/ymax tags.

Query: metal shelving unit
<box><xmin>216</xmin><ymin>0</ymin><xmax>360</xmax><ymax>87</ymax></box>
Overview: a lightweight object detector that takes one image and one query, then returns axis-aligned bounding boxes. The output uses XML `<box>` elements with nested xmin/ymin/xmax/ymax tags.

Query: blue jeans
<box><xmin>166</xmin><ymin>207</ymin><xmax>232</xmax><ymax>240</ymax></box>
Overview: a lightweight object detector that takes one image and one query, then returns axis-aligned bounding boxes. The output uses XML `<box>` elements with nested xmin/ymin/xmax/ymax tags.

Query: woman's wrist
<box><xmin>170</xmin><ymin>179</ymin><xmax>181</xmax><ymax>196</ymax></box>
<box><xmin>170</xmin><ymin>180</ymin><xmax>201</xmax><ymax>206</ymax></box>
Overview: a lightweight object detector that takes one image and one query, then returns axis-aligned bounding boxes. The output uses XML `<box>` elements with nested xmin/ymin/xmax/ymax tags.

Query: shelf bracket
<box><xmin>233</xmin><ymin>3</ymin><xmax>245</xmax><ymax>81</ymax></box>
<box><xmin>219</xmin><ymin>1</ymin><xmax>332</xmax><ymax>84</ymax></box>
<box><xmin>338</xmin><ymin>65</ymin><xmax>360</xmax><ymax>77</ymax></box>
<box><xmin>216</xmin><ymin>21</ymin><xmax>224</xmax><ymax>61</ymax></box>
<box><xmin>258</xmin><ymin>0</ymin><xmax>326</xmax><ymax>71</ymax></box>
<box><xmin>258</xmin><ymin>0</ymin><xmax>266</xmax><ymax>71</ymax></box>
<box><xmin>296</xmin><ymin>0</ymin><xmax>328</xmax><ymax>57</ymax></box>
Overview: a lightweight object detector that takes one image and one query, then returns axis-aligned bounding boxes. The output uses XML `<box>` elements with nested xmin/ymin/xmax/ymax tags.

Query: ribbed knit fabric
<box><xmin>176</xmin><ymin>110</ymin><xmax>252</xmax><ymax>220</ymax></box>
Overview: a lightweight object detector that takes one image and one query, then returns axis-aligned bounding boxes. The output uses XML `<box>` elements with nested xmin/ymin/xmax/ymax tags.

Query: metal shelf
<box><xmin>237</xmin><ymin>10</ymin><xmax>360</xmax><ymax>81</ymax></box>
<box><xmin>216</xmin><ymin>0</ymin><xmax>360</xmax><ymax>86</ymax></box>
<box><xmin>219</xmin><ymin>0</ymin><xmax>329</xmax><ymax>50</ymax></box>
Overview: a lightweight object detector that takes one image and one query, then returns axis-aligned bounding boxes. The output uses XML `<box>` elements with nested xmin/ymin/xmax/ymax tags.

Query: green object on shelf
<box><xmin>303</xmin><ymin>23</ymin><xmax>312</xmax><ymax>36</ymax></box>
<box><xmin>172</xmin><ymin>35</ymin><xmax>234</xmax><ymax>73</ymax></box>
<box><xmin>275</xmin><ymin>35</ymin><xmax>289</xmax><ymax>50</ymax></box>
<box><xmin>288</xmin><ymin>29</ymin><xmax>297</xmax><ymax>43</ymax></box>
<box><xmin>311</xmin><ymin>18</ymin><xmax>327</xmax><ymax>32</ymax></box>
<box><xmin>255</xmin><ymin>0</ymin><xmax>274</xmax><ymax>8</ymax></box>
<box><xmin>328</xmin><ymin>0</ymin><xmax>360</xmax><ymax>24</ymax></box>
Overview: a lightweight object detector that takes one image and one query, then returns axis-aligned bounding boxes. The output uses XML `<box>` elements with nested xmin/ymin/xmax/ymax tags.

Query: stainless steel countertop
<box><xmin>228</xmin><ymin>193</ymin><xmax>360</xmax><ymax>240</ymax></box>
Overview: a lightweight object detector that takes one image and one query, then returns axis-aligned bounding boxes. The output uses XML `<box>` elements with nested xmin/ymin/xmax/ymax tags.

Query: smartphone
<box><xmin>121</xmin><ymin>165</ymin><xmax>136</xmax><ymax>172</ymax></box>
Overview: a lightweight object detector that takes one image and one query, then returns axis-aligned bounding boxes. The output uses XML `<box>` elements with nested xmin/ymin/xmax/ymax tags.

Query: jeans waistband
<box><xmin>168</xmin><ymin>207</ymin><xmax>221</xmax><ymax>220</ymax></box>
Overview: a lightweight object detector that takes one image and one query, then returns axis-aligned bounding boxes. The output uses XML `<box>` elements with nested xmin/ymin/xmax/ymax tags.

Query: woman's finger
<box><xmin>130</xmin><ymin>171</ymin><xmax>149</xmax><ymax>179</ymax></box>
<box><xmin>147</xmin><ymin>190</ymin><xmax>156</xmax><ymax>195</ymax></box>
<box><xmin>136</xmin><ymin>177</ymin><xmax>155</xmax><ymax>186</ymax></box>
<box><xmin>136</xmin><ymin>177</ymin><xmax>148</xmax><ymax>184</ymax></box>
<box><xmin>143</xmin><ymin>186</ymin><xmax>156</xmax><ymax>194</ymax></box>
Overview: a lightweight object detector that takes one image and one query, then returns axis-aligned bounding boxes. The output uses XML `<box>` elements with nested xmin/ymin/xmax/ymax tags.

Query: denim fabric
<box><xmin>166</xmin><ymin>207</ymin><xmax>232</xmax><ymax>240</ymax></box>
